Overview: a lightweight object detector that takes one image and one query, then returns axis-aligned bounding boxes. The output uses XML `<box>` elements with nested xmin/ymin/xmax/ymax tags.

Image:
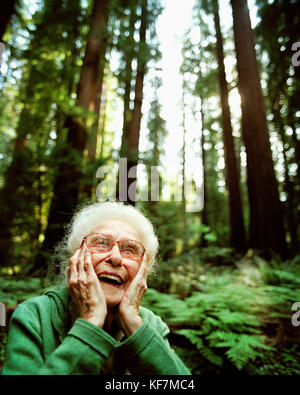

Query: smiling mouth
<box><xmin>97</xmin><ymin>273</ymin><xmax>124</xmax><ymax>286</ymax></box>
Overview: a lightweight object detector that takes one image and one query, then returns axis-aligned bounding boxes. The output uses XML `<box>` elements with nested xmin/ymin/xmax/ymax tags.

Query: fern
<box><xmin>225</xmin><ymin>335</ymin><xmax>273</xmax><ymax>370</ymax></box>
<box><xmin>175</xmin><ymin>329</ymin><xmax>223</xmax><ymax>366</ymax></box>
<box><xmin>199</xmin><ymin>346</ymin><xmax>223</xmax><ymax>366</ymax></box>
<box><xmin>175</xmin><ymin>329</ymin><xmax>204</xmax><ymax>349</ymax></box>
<box><xmin>2</xmin><ymin>254</ymin><xmax>299</xmax><ymax>374</ymax></box>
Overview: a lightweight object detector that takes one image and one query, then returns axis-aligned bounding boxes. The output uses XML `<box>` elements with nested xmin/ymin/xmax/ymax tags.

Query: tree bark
<box><xmin>230</xmin><ymin>0</ymin><xmax>287</xmax><ymax>258</ymax></box>
<box><xmin>0</xmin><ymin>74</ymin><xmax>50</xmax><ymax>267</ymax></box>
<box><xmin>197</xmin><ymin>66</ymin><xmax>209</xmax><ymax>248</ymax></box>
<box><xmin>117</xmin><ymin>4</ymin><xmax>137</xmax><ymax>201</ymax></box>
<box><xmin>0</xmin><ymin>0</ymin><xmax>83</xmax><ymax>270</ymax></box>
<box><xmin>81</xmin><ymin>60</ymin><xmax>106</xmax><ymax>199</ymax></box>
<box><xmin>120</xmin><ymin>0</ymin><xmax>148</xmax><ymax>205</ymax></box>
<box><xmin>182</xmin><ymin>92</ymin><xmax>187</xmax><ymax>250</ymax></box>
<box><xmin>213</xmin><ymin>3</ymin><xmax>246</xmax><ymax>252</ymax></box>
<box><xmin>120</xmin><ymin>5</ymin><xmax>137</xmax><ymax>157</ymax></box>
<box><xmin>272</xmin><ymin>101</ymin><xmax>298</xmax><ymax>255</ymax></box>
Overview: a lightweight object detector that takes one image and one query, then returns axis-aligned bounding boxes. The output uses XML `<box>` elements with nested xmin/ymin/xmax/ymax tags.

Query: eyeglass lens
<box><xmin>85</xmin><ymin>234</ymin><xmax>144</xmax><ymax>260</ymax></box>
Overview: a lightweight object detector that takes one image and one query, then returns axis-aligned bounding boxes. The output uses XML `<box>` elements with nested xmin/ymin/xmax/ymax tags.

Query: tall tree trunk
<box><xmin>0</xmin><ymin>0</ymin><xmax>82</xmax><ymax>270</ymax></box>
<box><xmin>120</xmin><ymin>6</ymin><xmax>137</xmax><ymax>157</ymax></box>
<box><xmin>273</xmin><ymin>102</ymin><xmax>298</xmax><ymax>255</ymax></box>
<box><xmin>230</xmin><ymin>0</ymin><xmax>287</xmax><ymax>258</ymax></box>
<box><xmin>0</xmin><ymin>75</ymin><xmax>50</xmax><ymax>267</ymax></box>
<box><xmin>82</xmin><ymin>59</ymin><xmax>106</xmax><ymax>199</ymax></box>
<box><xmin>120</xmin><ymin>0</ymin><xmax>148</xmax><ymax>205</ymax></box>
<box><xmin>181</xmin><ymin>92</ymin><xmax>187</xmax><ymax>250</ymax></box>
<box><xmin>117</xmin><ymin>4</ymin><xmax>137</xmax><ymax>201</ymax></box>
<box><xmin>99</xmin><ymin>82</ymin><xmax>107</xmax><ymax>160</ymax></box>
<box><xmin>198</xmin><ymin>67</ymin><xmax>208</xmax><ymax>248</ymax></box>
<box><xmin>87</xmin><ymin>70</ymin><xmax>104</xmax><ymax>162</ymax></box>
<box><xmin>0</xmin><ymin>125</ymin><xmax>31</xmax><ymax>267</ymax></box>
<box><xmin>282</xmin><ymin>1</ymin><xmax>300</xmax><ymax>84</ymax></box>
<box><xmin>36</xmin><ymin>0</ymin><xmax>109</xmax><ymax>274</ymax></box>
<box><xmin>283</xmin><ymin>1</ymin><xmax>300</xmax><ymax>210</ymax></box>
<box><xmin>213</xmin><ymin>2</ymin><xmax>246</xmax><ymax>252</ymax></box>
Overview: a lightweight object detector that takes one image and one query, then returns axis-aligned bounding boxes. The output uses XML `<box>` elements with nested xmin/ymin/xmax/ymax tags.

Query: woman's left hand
<box><xmin>116</xmin><ymin>257</ymin><xmax>149</xmax><ymax>337</ymax></box>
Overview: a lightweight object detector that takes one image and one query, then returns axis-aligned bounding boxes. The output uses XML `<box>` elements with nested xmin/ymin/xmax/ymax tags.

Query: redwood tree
<box><xmin>37</xmin><ymin>0</ymin><xmax>109</xmax><ymax>273</ymax></box>
<box><xmin>213</xmin><ymin>0</ymin><xmax>246</xmax><ymax>252</ymax></box>
<box><xmin>0</xmin><ymin>0</ymin><xmax>83</xmax><ymax>269</ymax></box>
<box><xmin>230</xmin><ymin>0</ymin><xmax>287</xmax><ymax>257</ymax></box>
<box><xmin>119</xmin><ymin>0</ymin><xmax>148</xmax><ymax>205</ymax></box>
<box><xmin>116</xmin><ymin>0</ymin><xmax>139</xmax><ymax>202</ymax></box>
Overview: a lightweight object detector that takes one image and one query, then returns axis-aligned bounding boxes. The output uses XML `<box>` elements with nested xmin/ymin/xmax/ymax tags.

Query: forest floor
<box><xmin>1</xmin><ymin>247</ymin><xmax>300</xmax><ymax>374</ymax></box>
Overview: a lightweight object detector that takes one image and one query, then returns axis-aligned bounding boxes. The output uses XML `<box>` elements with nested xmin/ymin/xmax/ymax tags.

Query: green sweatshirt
<box><xmin>2</xmin><ymin>288</ymin><xmax>190</xmax><ymax>375</ymax></box>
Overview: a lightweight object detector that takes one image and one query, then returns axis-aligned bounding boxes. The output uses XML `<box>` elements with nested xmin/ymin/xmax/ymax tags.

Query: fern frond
<box><xmin>175</xmin><ymin>329</ymin><xmax>203</xmax><ymax>349</ymax></box>
<box><xmin>199</xmin><ymin>346</ymin><xmax>223</xmax><ymax>366</ymax></box>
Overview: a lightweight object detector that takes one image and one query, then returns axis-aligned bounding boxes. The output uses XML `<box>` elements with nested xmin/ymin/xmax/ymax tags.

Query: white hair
<box><xmin>67</xmin><ymin>201</ymin><xmax>159</xmax><ymax>270</ymax></box>
<box><xmin>49</xmin><ymin>201</ymin><xmax>159</xmax><ymax>287</ymax></box>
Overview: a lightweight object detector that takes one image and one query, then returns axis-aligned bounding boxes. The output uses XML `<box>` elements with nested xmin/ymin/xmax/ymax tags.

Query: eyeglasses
<box><xmin>83</xmin><ymin>233</ymin><xmax>145</xmax><ymax>263</ymax></box>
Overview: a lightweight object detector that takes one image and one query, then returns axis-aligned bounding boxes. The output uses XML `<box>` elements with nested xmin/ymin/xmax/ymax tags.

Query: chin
<box><xmin>101</xmin><ymin>282</ymin><xmax>125</xmax><ymax>307</ymax></box>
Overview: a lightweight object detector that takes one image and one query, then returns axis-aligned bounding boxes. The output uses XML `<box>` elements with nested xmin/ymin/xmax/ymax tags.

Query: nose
<box><xmin>106</xmin><ymin>244</ymin><xmax>122</xmax><ymax>266</ymax></box>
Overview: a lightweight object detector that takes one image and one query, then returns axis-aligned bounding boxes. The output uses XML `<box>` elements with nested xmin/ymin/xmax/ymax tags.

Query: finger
<box><xmin>67</xmin><ymin>249</ymin><xmax>81</xmax><ymax>298</ymax></box>
<box><xmin>134</xmin><ymin>257</ymin><xmax>149</xmax><ymax>283</ymax></box>
<box><xmin>66</xmin><ymin>267</ymin><xmax>71</xmax><ymax>281</ymax></box>
<box><xmin>136</xmin><ymin>258</ymin><xmax>148</xmax><ymax>290</ymax></box>
<box><xmin>84</xmin><ymin>249</ymin><xmax>104</xmax><ymax>290</ymax></box>
<box><xmin>84</xmin><ymin>247</ymin><xmax>96</xmax><ymax>279</ymax></box>
<box><xmin>77</xmin><ymin>243</ymin><xmax>87</xmax><ymax>284</ymax></box>
<box><xmin>126</xmin><ymin>268</ymin><xmax>148</xmax><ymax>303</ymax></box>
<box><xmin>68</xmin><ymin>248</ymin><xmax>80</xmax><ymax>284</ymax></box>
<box><xmin>127</xmin><ymin>259</ymin><xmax>147</xmax><ymax>288</ymax></box>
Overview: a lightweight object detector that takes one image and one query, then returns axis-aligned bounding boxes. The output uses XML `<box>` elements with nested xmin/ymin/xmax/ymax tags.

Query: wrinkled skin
<box><xmin>67</xmin><ymin>220</ymin><xmax>149</xmax><ymax>336</ymax></box>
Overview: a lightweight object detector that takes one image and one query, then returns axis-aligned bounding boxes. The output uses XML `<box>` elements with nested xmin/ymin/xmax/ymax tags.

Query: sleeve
<box><xmin>1</xmin><ymin>304</ymin><xmax>116</xmax><ymax>375</ymax></box>
<box><xmin>116</xmin><ymin>312</ymin><xmax>191</xmax><ymax>375</ymax></box>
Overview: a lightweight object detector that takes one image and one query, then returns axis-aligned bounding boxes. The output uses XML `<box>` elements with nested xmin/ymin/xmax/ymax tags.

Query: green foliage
<box><xmin>0</xmin><ymin>332</ymin><xmax>7</xmax><ymax>370</ymax></box>
<box><xmin>0</xmin><ymin>0</ymin><xmax>299</xmax><ymax>377</ymax></box>
<box><xmin>143</xmin><ymin>252</ymin><xmax>300</xmax><ymax>374</ymax></box>
<box><xmin>1</xmin><ymin>253</ymin><xmax>300</xmax><ymax>375</ymax></box>
<box><xmin>0</xmin><ymin>275</ymin><xmax>53</xmax><ymax>372</ymax></box>
<box><xmin>255</xmin><ymin>0</ymin><xmax>300</xmax><ymax>255</ymax></box>
<box><xmin>0</xmin><ymin>0</ymin><xmax>87</xmax><ymax>270</ymax></box>
<box><xmin>0</xmin><ymin>276</ymin><xmax>51</xmax><ymax>306</ymax></box>
<box><xmin>142</xmin><ymin>287</ymin><xmax>273</xmax><ymax>371</ymax></box>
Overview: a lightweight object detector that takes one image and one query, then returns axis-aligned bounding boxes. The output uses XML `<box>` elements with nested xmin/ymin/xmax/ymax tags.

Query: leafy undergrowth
<box><xmin>144</xmin><ymin>251</ymin><xmax>300</xmax><ymax>374</ymax></box>
<box><xmin>0</xmin><ymin>331</ymin><xmax>7</xmax><ymax>372</ymax></box>
<box><xmin>0</xmin><ymin>277</ymin><xmax>52</xmax><ymax>307</ymax></box>
<box><xmin>1</xmin><ymin>251</ymin><xmax>300</xmax><ymax>374</ymax></box>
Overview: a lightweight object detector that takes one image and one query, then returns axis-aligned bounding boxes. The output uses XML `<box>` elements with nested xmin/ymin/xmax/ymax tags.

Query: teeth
<box><xmin>99</xmin><ymin>273</ymin><xmax>122</xmax><ymax>284</ymax></box>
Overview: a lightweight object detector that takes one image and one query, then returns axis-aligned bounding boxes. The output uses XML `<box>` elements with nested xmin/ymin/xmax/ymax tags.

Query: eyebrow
<box><xmin>98</xmin><ymin>232</ymin><xmax>139</xmax><ymax>243</ymax></box>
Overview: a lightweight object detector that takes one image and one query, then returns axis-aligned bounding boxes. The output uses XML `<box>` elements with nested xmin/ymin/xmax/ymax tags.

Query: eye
<box><xmin>98</xmin><ymin>239</ymin><xmax>110</xmax><ymax>247</ymax></box>
<box><xmin>90</xmin><ymin>235</ymin><xmax>110</xmax><ymax>248</ymax></box>
<box><xmin>124</xmin><ymin>246</ymin><xmax>136</xmax><ymax>254</ymax></box>
<box><xmin>120</xmin><ymin>240</ymin><xmax>141</xmax><ymax>256</ymax></box>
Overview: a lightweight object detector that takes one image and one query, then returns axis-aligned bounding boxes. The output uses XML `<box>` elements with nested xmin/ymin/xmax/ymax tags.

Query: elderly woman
<box><xmin>2</xmin><ymin>201</ymin><xmax>190</xmax><ymax>375</ymax></box>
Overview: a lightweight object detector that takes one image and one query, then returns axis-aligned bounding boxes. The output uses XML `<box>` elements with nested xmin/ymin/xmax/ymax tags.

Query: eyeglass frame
<box><xmin>82</xmin><ymin>233</ymin><xmax>146</xmax><ymax>263</ymax></box>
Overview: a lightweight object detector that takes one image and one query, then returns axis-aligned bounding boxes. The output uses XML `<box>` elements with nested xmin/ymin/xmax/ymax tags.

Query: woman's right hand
<box><xmin>67</xmin><ymin>242</ymin><xmax>107</xmax><ymax>328</ymax></box>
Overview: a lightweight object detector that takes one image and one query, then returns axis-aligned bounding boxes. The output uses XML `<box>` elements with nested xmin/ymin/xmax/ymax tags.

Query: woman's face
<box><xmin>87</xmin><ymin>219</ymin><xmax>144</xmax><ymax>307</ymax></box>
